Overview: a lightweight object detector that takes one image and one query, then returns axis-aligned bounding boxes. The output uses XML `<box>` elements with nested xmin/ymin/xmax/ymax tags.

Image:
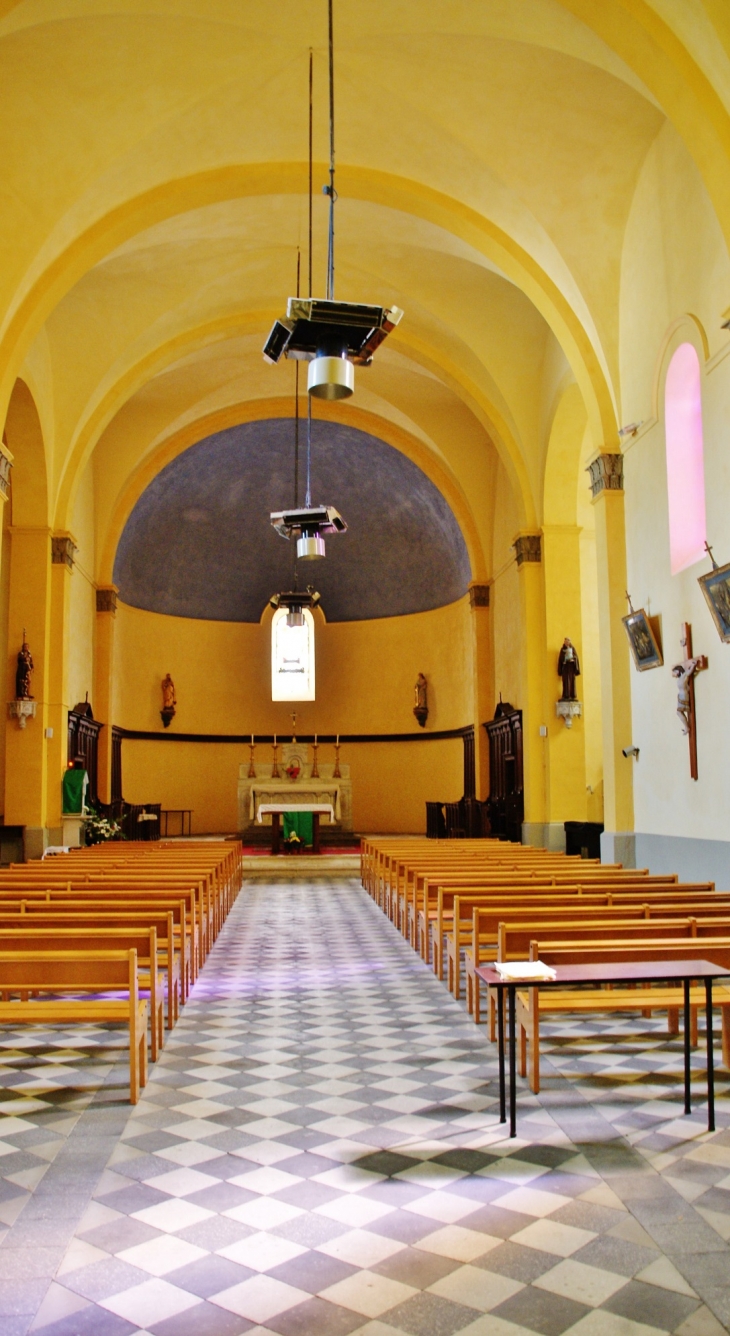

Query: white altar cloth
<box><xmin>256</xmin><ymin>803</ymin><xmax>335</xmax><ymax>824</ymax></box>
<box><xmin>250</xmin><ymin>782</ymin><xmax>341</xmax><ymax>821</ymax></box>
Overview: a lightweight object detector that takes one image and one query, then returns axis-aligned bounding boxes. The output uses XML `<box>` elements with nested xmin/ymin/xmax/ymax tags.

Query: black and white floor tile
<box><xmin>0</xmin><ymin>879</ymin><xmax>729</xmax><ymax>1336</ymax></box>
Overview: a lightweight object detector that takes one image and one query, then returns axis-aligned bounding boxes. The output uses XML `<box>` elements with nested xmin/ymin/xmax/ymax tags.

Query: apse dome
<box><xmin>113</xmin><ymin>419</ymin><xmax>471</xmax><ymax>623</ymax></box>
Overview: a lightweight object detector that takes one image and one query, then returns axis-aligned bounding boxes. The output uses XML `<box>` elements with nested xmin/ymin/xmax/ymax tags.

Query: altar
<box><xmin>238</xmin><ymin>743</ymin><xmax>353</xmax><ymax>835</ymax></box>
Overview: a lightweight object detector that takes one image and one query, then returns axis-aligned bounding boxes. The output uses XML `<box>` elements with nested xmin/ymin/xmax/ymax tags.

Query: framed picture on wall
<box><xmin>622</xmin><ymin>608</ymin><xmax>663</xmax><ymax>671</ymax></box>
<box><xmin>698</xmin><ymin>559</ymin><xmax>730</xmax><ymax>643</ymax></box>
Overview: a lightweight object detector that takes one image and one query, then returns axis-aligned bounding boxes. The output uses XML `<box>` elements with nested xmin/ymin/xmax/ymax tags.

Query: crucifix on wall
<box><xmin>672</xmin><ymin>622</ymin><xmax>707</xmax><ymax>781</ymax></box>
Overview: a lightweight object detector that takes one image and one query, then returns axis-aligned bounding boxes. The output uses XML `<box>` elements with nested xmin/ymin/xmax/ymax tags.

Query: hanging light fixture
<box><xmin>263</xmin><ymin>0</ymin><xmax>403</xmax><ymax>402</ymax></box>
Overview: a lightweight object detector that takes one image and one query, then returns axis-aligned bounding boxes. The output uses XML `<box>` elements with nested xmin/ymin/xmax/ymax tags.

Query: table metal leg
<box><xmin>706</xmin><ymin>979</ymin><xmax>715</xmax><ymax>1133</ymax></box>
<box><xmin>509</xmin><ymin>984</ymin><xmax>517</xmax><ymax>1138</ymax></box>
<box><xmin>497</xmin><ymin>988</ymin><xmax>505</xmax><ymax>1123</ymax></box>
<box><xmin>684</xmin><ymin>977</ymin><xmax>691</xmax><ymax>1114</ymax></box>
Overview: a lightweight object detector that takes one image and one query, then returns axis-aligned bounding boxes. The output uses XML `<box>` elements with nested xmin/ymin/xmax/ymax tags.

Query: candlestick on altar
<box><xmin>247</xmin><ymin>738</ymin><xmax>256</xmax><ymax>778</ymax></box>
<box><xmin>333</xmin><ymin>738</ymin><xmax>341</xmax><ymax>779</ymax></box>
<box><xmin>271</xmin><ymin>735</ymin><xmax>280</xmax><ymax>778</ymax></box>
<box><xmin>311</xmin><ymin>736</ymin><xmax>320</xmax><ymax>778</ymax></box>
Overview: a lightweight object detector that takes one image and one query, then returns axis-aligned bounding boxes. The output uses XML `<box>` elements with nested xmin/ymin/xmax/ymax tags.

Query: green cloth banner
<box><xmin>283</xmin><ymin>811</ymin><xmax>313</xmax><ymax>845</ymax></box>
<box><xmin>62</xmin><ymin>768</ymin><xmax>88</xmax><ymax>814</ymax></box>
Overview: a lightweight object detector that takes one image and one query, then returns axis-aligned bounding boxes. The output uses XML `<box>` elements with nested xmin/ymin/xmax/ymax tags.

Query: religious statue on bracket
<box><xmin>8</xmin><ymin>631</ymin><xmax>36</xmax><ymax>728</ymax></box>
<box><xmin>556</xmin><ymin>638</ymin><xmax>582</xmax><ymax>728</ymax></box>
<box><xmin>160</xmin><ymin>673</ymin><xmax>176</xmax><ymax>728</ymax></box>
<box><xmin>15</xmin><ymin>631</ymin><xmax>33</xmax><ymax>699</ymax></box>
<box><xmin>413</xmin><ymin>672</ymin><xmax>428</xmax><ymax>727</ymax></box>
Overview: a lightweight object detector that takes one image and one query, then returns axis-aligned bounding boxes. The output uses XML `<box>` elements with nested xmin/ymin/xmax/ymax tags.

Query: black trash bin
<box><xmin>564</xmin><ymin>820</ymin><xmax>604</xmax><ymax>860</ymax></box>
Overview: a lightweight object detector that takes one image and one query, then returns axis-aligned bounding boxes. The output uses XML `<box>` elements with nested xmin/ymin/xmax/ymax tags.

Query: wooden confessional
<box><xmin>484</xmin><ymin>701</ymin><xmax>523</xmax><ymax>842</ymax></box>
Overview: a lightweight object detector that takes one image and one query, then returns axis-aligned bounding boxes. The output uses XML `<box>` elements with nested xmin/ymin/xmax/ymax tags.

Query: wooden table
<box><xmin>256</xmin><ymin>803</ymin><xmax>335</xmax><ymax>854</ymax></box>
<box><xmin>477</xmin><ymin>959</ymin><xmax>730</xmax><ymax>1137</ymax></box>
<box><xmin>160</xmin><ymin>809</ymin><xmax>193</xmax><ymax>837</ymax></box>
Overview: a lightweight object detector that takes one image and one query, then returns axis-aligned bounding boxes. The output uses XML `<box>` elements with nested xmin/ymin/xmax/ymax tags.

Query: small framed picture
<box><xmin>698</xmin><ymin>560</ymin><xmax>730</xmax><ymax>643</ymax></box>
<box><xmin>622</xmin><ymin>608</ymin><xmax>663</xmax><ymax>671</ymax></box>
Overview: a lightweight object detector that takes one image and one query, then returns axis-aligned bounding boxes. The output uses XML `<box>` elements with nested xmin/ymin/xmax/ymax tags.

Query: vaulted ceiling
<box><xmin>0</xmin><ymin>1</ymin><xmax>728</xmax><ymax>578</ymax></box>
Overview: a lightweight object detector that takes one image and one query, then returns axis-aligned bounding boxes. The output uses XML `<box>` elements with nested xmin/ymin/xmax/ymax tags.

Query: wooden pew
<box><xmin>496</xmin><ymin>927</ymin><xmax>730</xmax><ymax>1091</ymax></box>
<box><xmin>464</xmin><ymin>890</ymin><xmax>728</xmax><ymax>1021</ymax></box>
<box><xmin>0</xmin><ymin>884</ymin><xmax>198</xmax><ymax>989</ymax></box>
<box><xmin>0</xmin><ymin>927</ymin><xmax>164</xmax><ymax>1059</ymax></box>
<box><xmin>11</xmin><ymin>870</ymin><xmax>212</xmax><ymax>961</ymax></box>
<box><xmin>425</xmin><ymin>872</ymin><xmax>682</xmax><ymax>977</ymax></box>
<box><xmin>452</xmin><ymin>886</ymin><xmax>720</xmax><ymax>1005</ymax></box>
<box><xmin>0</xmin><ymin>949</ymin><xmax>149</xmax><ymax>1103</ymax></box>
<box><xmin>407</xmin><ymin>856</ymin><xmax>631</xmax><ymax>948</ymax></box>
<box><xmin>416</xmin><ymin>867</ymin><xmax>676</xmax><ymax>956</ymax></box>
<box><xmin>0</xmin><ymin>910</ymin><xmax>180</xmax><ymax>1032</ymax></box>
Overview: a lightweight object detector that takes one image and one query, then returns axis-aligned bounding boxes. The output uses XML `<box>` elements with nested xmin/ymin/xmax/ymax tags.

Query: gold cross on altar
<box><xmin>290</xmin><ymin>711</ymin><xmax>297</xmax><ymax>742</ymax></box>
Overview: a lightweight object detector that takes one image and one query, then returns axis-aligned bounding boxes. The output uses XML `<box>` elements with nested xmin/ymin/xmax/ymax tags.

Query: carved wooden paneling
<box><xmin>484</xmin><ymin>705</ymin><xmax>523</xmax><ymax>842</ymax></box>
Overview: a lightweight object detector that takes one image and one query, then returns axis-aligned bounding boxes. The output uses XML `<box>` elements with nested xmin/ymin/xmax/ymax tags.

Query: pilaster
<box><xmin>542</xmin><ymin>524</ymin><xmax>587</xmax><ymax>824</ymax></box>
<box><xmin>95</xmin><ymin>586</ymin><xmax>118</xmax><ymax>804</ymax></box>
<box><xmin>4</xmin><ymin>527</ymin><xmax>52</xmax><ymax>839</ymax></box>
<box><xmin>45</xmin><ymin>532</ymin><xmax>77</xmax><ymax>833</ymax></box>
<box><xmin>469</xmin><ymin>582</ymin><xmax>493</xmax><ymax>799</ymax></box>
<box><xmin>589</xmin><ymin>451</ymin><xmax>634</xmax><ymax>834</ymax></box>
<box><xmin>513</xmin><ymin>532</ymin><xmax>546</xmax><ymax>833</ymax></box>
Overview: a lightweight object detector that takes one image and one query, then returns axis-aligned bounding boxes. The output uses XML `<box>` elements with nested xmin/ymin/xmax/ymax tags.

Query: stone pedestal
<box><xmin>62</xmin><ymin>815</ymin><xmax>89</xmax><ymax>847</ymax></box>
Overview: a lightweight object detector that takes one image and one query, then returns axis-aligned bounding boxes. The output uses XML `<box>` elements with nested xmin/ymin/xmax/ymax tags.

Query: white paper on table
<box><xmin>494</xmin><ymin>961</ymin><xmax>557</xmax><ymax>982</ymax></box>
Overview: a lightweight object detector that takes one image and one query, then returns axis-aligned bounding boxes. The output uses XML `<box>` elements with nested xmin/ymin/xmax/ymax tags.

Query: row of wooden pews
<box><xmin>361</xmin><ymin>836</ymin><xmax>730</xmax><ymax>1096</ymax></box>
<box><xmin>0</xmin><ymin>840</ymin><xmax>243</xmax><ymax>1102</ymax></box>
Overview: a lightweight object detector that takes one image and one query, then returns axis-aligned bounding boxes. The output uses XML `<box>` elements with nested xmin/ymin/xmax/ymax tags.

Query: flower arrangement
<box><xmin>84</xmin><ymin>809</ymin><xmax>123</xmax><ymax>845</ymax></box>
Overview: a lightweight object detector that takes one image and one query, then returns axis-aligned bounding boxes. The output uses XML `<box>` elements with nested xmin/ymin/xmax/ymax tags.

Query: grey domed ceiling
<box><xmin>114</xmin><ymin>419</ymin><xmax>471</xmax><ymax>623</ymax></box>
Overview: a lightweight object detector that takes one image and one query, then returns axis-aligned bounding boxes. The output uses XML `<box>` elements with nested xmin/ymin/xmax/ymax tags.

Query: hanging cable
<box><xmin>308</xmin><ymin>48</ymin><xmax>313</xmax><ymax>299</ymax></box>
<box><xmin>306</xmin><ymin>394</ymin><xmax>312</xmax><ymax>509</ymax></box>
<box><xmin>294</xmin><ymin>250</ymin><xmax>300</xmax><ymax>508</ymax></box>
<box><xmin>326</xmin><ymin>0</ymin><xmax>336</xmax><ymax>301</ymax></box>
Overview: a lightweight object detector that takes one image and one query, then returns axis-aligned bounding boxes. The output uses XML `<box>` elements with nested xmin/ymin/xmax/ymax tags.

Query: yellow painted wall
<box><xmin>620</xmin><ymin>126</ymin><xmax>730</xmax><ymax>842</ymax></box>
<box><xmin>115</xmin><ymin>595</ymin><xmax>474</xmax><ymax>833</ymax></box>
<box><xmin>0</xmin><ymin>492</ymin><xmax>10</xmax><ymax>817</ymax></box>
<box><xmin>68</xmin><ymin>462</ymin><xmax>95</xmax><ymax>709</ymax></box>
<box><xmin>577</xmin><ymin>440</ymin><xmax>604</xmax><ymax>822</ymax></box>
<box><xmin>491</xmin><ymin>461</ymin><xmax>522</xmax><ymax>708</ymax></box>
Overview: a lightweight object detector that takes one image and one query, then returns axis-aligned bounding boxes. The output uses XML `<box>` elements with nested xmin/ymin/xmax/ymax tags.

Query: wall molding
<box><xmin>115</xmin><ymin>725</ymin><xmax>476</xmax><ymax>745</ymax></box>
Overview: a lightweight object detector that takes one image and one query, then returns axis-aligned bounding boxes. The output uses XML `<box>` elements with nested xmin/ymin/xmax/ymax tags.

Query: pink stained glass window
<box><xmin>665</xmin><ymin>342</ymin><xmax>706</xmax><ymax>574</ymax></box>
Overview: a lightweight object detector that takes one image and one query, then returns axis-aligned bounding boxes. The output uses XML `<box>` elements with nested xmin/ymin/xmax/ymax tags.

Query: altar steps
<box><xmin>242</xmin><ymin>853</ymin><xmax>361</xmax><ymax>877</ymax></box>
<box><xmin>240</xmin><ymin>828</ymin><xmax>361</xmax><ymax>849</ymax></box>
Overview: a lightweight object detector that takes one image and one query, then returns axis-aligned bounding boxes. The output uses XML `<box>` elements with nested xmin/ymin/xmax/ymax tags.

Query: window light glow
<box><xmin>271</xmin><ymin>606</ymin><xmax>315</xmax><ymax>700</ymax></box>
<box><xmin>665</xmin><ymin>342</ymin><xmax>706</xmax><ymax>575</ymax></box>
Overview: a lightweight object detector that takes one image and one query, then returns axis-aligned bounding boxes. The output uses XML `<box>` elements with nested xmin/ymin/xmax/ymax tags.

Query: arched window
<box><xmin>665</xmin><ymin>342</ymin><xmax>706</xmax><ymax>574</ymax></box>
<box><xmin>271</xmin><ymin>606</ymin><xmax>315</xmax><ymax>701</ymax></box>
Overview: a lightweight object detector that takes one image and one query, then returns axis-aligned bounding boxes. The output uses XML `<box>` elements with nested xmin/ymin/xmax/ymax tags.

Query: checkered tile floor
<box><xmin>1</xmin><ymin>879</ymin><xmax>729</xmax><ymax>1336</ymax></box>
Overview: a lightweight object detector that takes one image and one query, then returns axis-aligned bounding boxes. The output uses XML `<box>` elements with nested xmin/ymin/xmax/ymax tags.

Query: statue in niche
<box><xmin>413</xmin><ymin>672</ymin><xmax>428</xmax><ymax>727</ymax></box>
<box><xmin>557</xmin><ymin>638</ymin><xmax>580</xmax><ymax>701</ymax></box>
<box><xmin>15</xmin><ymin>632</ymin><xmax>33</xmax><ymax>699</ymax></box>
<box><xmin>160</xmin><ymin>673</ymin><xmax>176</xmax><ymax>728</ymax></box>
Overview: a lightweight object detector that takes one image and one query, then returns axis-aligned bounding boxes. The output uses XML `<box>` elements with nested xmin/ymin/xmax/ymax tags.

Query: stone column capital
<box><xmin>51</xmin><ymin>532</ymin><xmax>78</xmax><ymax>569</ymax></box>
<box><xmin>587</xmin><ymin>452</ymin><xmax>624</xmax><ymax>498</ymax></box>
<box><xmin>96</xmin><ymin>586</ymin><xmax>118</xmax><ymax>614</ymax></box>
<box><xmin>513</xmin><ymin>533</ymin><xmax>542</xmax><ymax>565</ymax></box>
<box><xmin>468</xmin><ymin>582</ymin><xmax>491</xmax><ymax>608</ymax></box>
<box><xmin>0</xmin><ymin>439</ymin><xmax>13</xmax><ymax>502</ymax></box>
